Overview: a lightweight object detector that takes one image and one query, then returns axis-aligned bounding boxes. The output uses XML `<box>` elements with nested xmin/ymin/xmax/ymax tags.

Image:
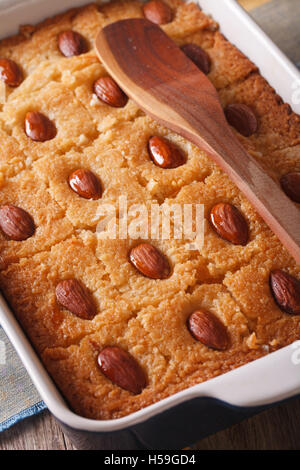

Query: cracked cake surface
<box><xmin>0</xmin><ymin>0</ymin><xmax>299</xmax><ymax>420</ymax></box>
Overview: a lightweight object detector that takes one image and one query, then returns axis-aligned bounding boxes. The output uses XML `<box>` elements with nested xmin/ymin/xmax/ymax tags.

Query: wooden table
<box><xmin>1</xmin><ymin>0</ymin><xmax>300</xmax><ymax>450</ymax></box>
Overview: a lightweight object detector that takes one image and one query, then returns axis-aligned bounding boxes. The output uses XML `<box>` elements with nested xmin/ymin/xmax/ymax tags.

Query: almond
<box><xmin>0</xmin><ymin>58</ymin><xmax>23</xmax><ymax>87</ymax></box>
<box><xmin>143</xmin><ymin>0</ymin><xmax>173</xmax><ymax>25</ymax></box>
<box><xmin>129</xmin><ymin>243</ymin><xmax>170</xmax><ymax>279</ymax></box>
<box><xmin>210</xmin><ymin>202</ymin><xmax>249</xmax><ymax>246</ymax></box>
<box><xmin>280</xmin><ymin>172</ymin><xmax>300</xmax><ymax>203</ymax></box>
<box><xmin>270</xmin><ymin>270</ymin><xmax>300</xmax><ymax>315</ymax></box>
<box><xmin>25</xmin><ymin>111</ymin><xmax>56</xmax><ymax>142</ymax></box>
<box><xmin>187</xmin><ymin>310</ymin><xmax>229</xmax><ymax>350</ymax></box>
<box><xmin>56</xmin><ymin>279</ymin><xmax>96</xmax><ymax>319</ymax></box>
<box><xmin>224</xmin><ymin>103</ymin><xmax>258</xmax><ymax>137</ymax></box>
<box><xmin>148</xmin><ymin>136</ymin><xmax>186</xmax><ymax>169</ymax></box>
<box><xmin>98</xmin><ymin>346</ymin><xmax>146</xmax><ymax>394</ymax></box>
<box><xmin>94</xmin><ymin>77</ymin><xmax>128</xmax><ymax>108</ymax></box>
<box><xmin>181</xmin><ymin>44</ymin><xmax>211</xmax><ymax>75</ymax></box>
<box><xmin>0</xmin><ymin>204</ymin><xmax>35</xmax><ymax>241</ymax></box>
<box><xmin>58</xmin><ymin>30</ymin><xmax>88</xmax><ymax>57</ymax></box>
<box><xmin>68</xmin><ymin>169</ymin><xmax>102</xmax><ymax>200</ymax></box>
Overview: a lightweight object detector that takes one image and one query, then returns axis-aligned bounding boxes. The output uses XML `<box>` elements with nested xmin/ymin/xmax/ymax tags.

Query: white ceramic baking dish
<box><xmin>0</xmin><ymin>0</ymin><xmax>300</xmax><ymax>449</ymax></box>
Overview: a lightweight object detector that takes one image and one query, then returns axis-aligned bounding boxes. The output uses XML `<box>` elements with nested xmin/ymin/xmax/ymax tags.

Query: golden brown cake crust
<box><xmin>0</xmin><ymin>0</ymin><xmax>299</xmax><ymax>420</ymax></box>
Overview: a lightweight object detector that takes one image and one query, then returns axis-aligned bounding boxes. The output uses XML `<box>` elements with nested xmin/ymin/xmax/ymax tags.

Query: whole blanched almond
<box><xmin>94</xmin><ymin>77</ymin><xmax>128</xmax><ymax>108</ymax></box>
<box><xmin>56</xmin><ymin>279</ymin><xmax>96</xmax><ymax>319</ymax></box>
<box><xmin>225</xmin><ymin>103</ymin><xmax>258</xmax><ymax>137</ymax></box>
<box><xmin>58</xmin><ymin>30</ymin><xmax>88</xmax><ymax>57</ymax></box>
<box><xmin>148</xmin><ymin>136</ymin><xmax>186</xmax><ymax>169</ymax></box>
<box><xmin>129</xmin><ymin>243</ymin><xmax>170</xmax><ymax>279</ymax></box>
<box><xmin>210</xmin><ymin>203</ymin><xmax>249</xmax><ymax>246</ymax></box>
<box><xmin>98</xmin><ymin>346</ymin><xmax>146</xmax><ymax>394</ymax></box>
<box><xmin>280</xmin><ymin>172</ymin><xmax>300</xmax><ymax>203</ymax></box>
<box><xmin>143</xmin><ymin>0</ymin><xmax>173</xmax><ymax>25</ymax></box>
<box><xmin>68</xmin><ymin>169</ymin><xmax>102</xmax><ymax>200</ymax></box>
<box><xmin>270</xmin><ymin>270</ymin><xmax>300</xmax><ymax>315</ymax></box>
<box><xmin>0</xmin><ymin>58</ymin><xmax>23</xmax><ymax>87</ymax></box>
<box><xmin>0</xmin><ymin>204</ymin><xmax>35</xmax><ymax>241</ymax></box>
<box><xmin>25</xmin><ymin>111</ymin><xmax>56</xmax><ymax>142</ymax></box>
<box><xmin>181</xmin><ymin>44</ymin><xmax>211</xmax><ymax>75</ymax></box>
<box><xmin>187</xmin><ymin>310</ymin><xmax>229</xmax><ymax>350</ymax></box>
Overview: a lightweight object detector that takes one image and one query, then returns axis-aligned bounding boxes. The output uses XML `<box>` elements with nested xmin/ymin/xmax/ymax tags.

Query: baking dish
<box><xmin>0</xmin><ymin>0</ymin><xmax>300</xmax><ymax>450</ymax></box>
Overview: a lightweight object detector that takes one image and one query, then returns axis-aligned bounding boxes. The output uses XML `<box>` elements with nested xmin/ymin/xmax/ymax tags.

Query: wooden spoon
<box><xmin>95</xmin><ymin>18</ymin><xmax>300</xmax><ymax>264</ymax></box>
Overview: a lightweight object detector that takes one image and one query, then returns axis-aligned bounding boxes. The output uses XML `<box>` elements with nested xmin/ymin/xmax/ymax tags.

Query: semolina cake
<box><xmin>0</xmin><ymin>0</ymin><xmax>299</xmax><ymax>420</ymax></box>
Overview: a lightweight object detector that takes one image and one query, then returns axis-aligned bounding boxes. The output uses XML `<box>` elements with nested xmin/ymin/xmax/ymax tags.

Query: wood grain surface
<box><xmin>0</xmin><ymin>0</ymin><xmax>299</xmax><ymax>451</ymax></box>
<box><xmin>240</xmin><ymin>0</ymin><xmax>271</xmax><ymax>9</ymax></box>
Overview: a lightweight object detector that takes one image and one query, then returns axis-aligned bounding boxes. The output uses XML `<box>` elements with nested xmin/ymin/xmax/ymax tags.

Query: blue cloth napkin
<box><xmin>1</xmin><ymin>0</ymin><xmax>300</xmax><ymax>432</ymax></box>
